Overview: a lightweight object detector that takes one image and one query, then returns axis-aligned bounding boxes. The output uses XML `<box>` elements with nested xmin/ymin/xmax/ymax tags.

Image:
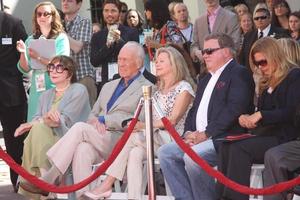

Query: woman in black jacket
<box><xmin>216</xmin><ymin>37</ymin><xmax>300</xmax><ymax>200</ymax></box>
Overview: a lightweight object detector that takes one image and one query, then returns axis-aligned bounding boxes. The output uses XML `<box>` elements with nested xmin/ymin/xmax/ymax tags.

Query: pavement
<box><xmin>0</xmin><ymin>131</ymin><xmax>28</xmax><ymax>200</ymax></box>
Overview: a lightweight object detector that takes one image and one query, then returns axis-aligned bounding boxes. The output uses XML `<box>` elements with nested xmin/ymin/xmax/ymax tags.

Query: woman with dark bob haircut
<box><xmin>17</xmin><ymin>55</ymin><xmax>91</xmax><ymax>199</ymax></box>
<box><xmin>216</xmin><ymin>37</ymin><xmax>300</xmax><ymax>200</ymax></box>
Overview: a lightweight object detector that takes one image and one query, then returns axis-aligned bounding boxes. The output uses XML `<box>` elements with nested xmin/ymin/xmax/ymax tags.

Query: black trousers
<box><xmin>0</xmin><ymin>103</ymin><xmax>27</xmax><ymax>186</ymax></box>
<box><xmin>216</xmin><ymin>136</ymin><xmax>279</xmax><ymax>200</ymax></box>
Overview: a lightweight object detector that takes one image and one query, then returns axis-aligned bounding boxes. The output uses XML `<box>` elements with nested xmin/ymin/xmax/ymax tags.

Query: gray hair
<box><xmin>122</xmin><ymin>41</ymin><xmax>145</xmax><ymax>66</ymax></box>
<box><xmin>204</xmin><ymin>33</ymin><xmax>236</xmax><ymax>56</ymax></box>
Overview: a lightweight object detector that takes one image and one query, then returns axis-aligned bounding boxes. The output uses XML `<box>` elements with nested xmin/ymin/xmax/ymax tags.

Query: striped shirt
<box><xmin>65</xmin><ymin>14</ymin><xmax>94</xmax><ymax>80</ymax></box>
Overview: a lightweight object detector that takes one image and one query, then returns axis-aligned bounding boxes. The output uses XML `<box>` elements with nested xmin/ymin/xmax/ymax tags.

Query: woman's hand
<box><xmin>145</xmin><ymin>37</ymin><xmax>162</xmax><ymax>49</ymax></box>
<box><xmin>43</xmin><ymin>110</ymin><xmax>61</xmax><ymax>128</ymax></box>
<box><xmin>239</xmin><ymin>112</ymin><xmax>262</xmax><ymax>129</ymax></box>
<box><xmin>16</xmin><ymin>40</ymin><xmax>26</xmax><ymax>53</ymax></box>
<box><xmin>28</xmin><ymin>48</ymin><xmax>39</xmax><ymax>60</ymax></box>
<box><xmin>14</xmin><ymin>123</ymin><xmax>33</xmax><ymax>137</ymax></box>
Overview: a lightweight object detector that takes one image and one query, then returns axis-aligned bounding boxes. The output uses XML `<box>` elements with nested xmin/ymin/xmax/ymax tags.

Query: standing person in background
<box><xmin>271</xmin><ymin>0</ymin><xmax>291</xmax><ymax>30</ymax></box>
<box><xmin>144</xmin><ymin>0</ymin><xmax>186</xmax><ymax>56</ymax></box>
<box><xmin>190</xmin><ymin>0</ymin><xmax>240</xmax><ymax>73</ymax></box>
<box><xmin>239</xmin><ymin>7</ymin><xmax>289</xmax><ymax>69</ymax></box>
<box><xmin>173</xmin><ymin>3</ymin><xmax>194</xmax><ymax>55</ymax></box>
<box><xmin>16</xmin><ymin>1</ymin><xmax>70</xmax><ymax>122</ymax></box>
<box><xmin>61</xmin><ymin>0</ymin><xmax>97</xmax><ymax>106</ymax></box>
<box><xmin>124</xmin><ymin>9</ymin><xmax>144</xmax><ymax>34</ymax></box>
<box><xmin>234</xmin><ymin>3</ymin><xmax>250</xmax><ymax>16</ymax></box>
<box><xmin>90</xmin><ymin>0</ymin><xmax>139</xmax><ymax>92</ymax></box>
<box><xmin>0</xmin><ymin>11</ymin><xmax>27</xmax><ymax>192</ymax></box>
<box><xmin>289</xmin><ymin>11</ymin><xmax>300</xmax><ymax>42</ymax></box>
<box><xmin>119</xmin><ymin>1</ymin><xmax>128</xmax><ymax>25</ymax></box>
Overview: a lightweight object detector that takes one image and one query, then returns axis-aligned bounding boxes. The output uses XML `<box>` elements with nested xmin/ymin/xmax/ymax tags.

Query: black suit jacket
<box><xmin>0</xmin><ymin>11</ymin><xmax>27</xmax><ymax>107</ymax></box>
<box><xmin>90</xmin><ymin>24</ymin><xmax>139</xmax><ymax>83</ymax></box>
<box><xmin>257</xmin><ymin>68</ymin><xmax>300</xmax><ymax>143</ymax></box>
<box><xmin>184</xmin><ymin>60</ymin><xmax>255</xmax><ymax>148</ymax></box>
<box><xmin>239</xmin><ymin>25</ymin><xmax>290</xmax><ymax>69</ymax></box>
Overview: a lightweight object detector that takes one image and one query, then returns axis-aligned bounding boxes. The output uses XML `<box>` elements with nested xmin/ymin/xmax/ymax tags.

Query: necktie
<box><xmin>258</xmin><ymin>31</ymin><xmax>263</xmax><ymax>39</ymax></box>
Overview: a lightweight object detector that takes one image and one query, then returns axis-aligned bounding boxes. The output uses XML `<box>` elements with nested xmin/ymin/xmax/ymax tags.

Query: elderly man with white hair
<box><xmin>20</xmin><ymin>41</ymin><xmax>155</xmax><ymax>199</ymax></box>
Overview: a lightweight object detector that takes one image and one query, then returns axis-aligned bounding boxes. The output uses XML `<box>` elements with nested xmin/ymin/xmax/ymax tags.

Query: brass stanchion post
<box><xmin>143</xmin><ymin>86</ymin><xmax>156</xmax><ymax>200</ymax></box>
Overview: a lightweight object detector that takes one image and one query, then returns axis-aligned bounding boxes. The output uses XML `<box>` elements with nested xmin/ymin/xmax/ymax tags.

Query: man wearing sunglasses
<box><xmin>239</xmin><ymin>7</ymin><xmax>289</xmax><ymax>69</ymax></box>
<box><xmin>61</xmin><ymin>0</ymin><xmax>97</xmax><ymax>107</ymax></box>
<box><xmin>158</xmin><ymin>33</ymin><xmax>255</xmax><ymax>200</ymax></box>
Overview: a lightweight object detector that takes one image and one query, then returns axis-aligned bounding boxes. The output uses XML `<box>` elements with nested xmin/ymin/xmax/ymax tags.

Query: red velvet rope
<box><xmin>161</xmin><ymin>117</ymin><xmax>300</xmax><ymax>195</ymax></box>
<box><xmin>0</xmin><ymin>117</ymin><xmax>138</xmax><ymax>193</ymax></box>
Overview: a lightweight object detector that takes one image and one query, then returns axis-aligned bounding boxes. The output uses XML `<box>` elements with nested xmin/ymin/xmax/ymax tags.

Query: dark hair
<box><xmin>124</xmin><ymin>9</ymin><xmax>144</xmax><ymax>33</ymax></box>
<box><xmin>50</xmin><ymin>55</ymin><xmax>78</xmax><ymax>83</ymax></box>
<box><xmin>103</xmin><ymin>0</ymin><xmax>121</xmax><ymax>12</ymax></box>
<box><xmin>76</xmin><ymin>0</ymin><xmax>82</xmax><ymax>3</ymax></box>
<box><xmin>144</xmin><ymin>0</ymin><xmax>170</xmax><ymax>29</ymax></box>
<box><xmin>271</xmin><ymin>0</ymin><xmax>291</xmax><ymax>28</ymax></box>
<box><xmin>204</xmin><ymin>33</ymin><xmax>236</xmax><ymax>55</ymax></box>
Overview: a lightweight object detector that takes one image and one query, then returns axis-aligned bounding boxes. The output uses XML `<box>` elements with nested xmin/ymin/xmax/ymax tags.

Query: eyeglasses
<box><xmin>201</xmin><ymin>48</ymin><xmax>222</xmax><ymax>55</ymax></box>
<box><xmin>253</xmin><ymin>59</ymin><xmax>268</xmax><ymax>67</ymax></box>
<box><xmin>37</xmin><ymin>11</ymin><xmax>52</xmax><ymax>18</ymax></box>
<box><xmin>47</xmin><ymin>63</ymin><xmax>68</xmax><ymax>73</ymax></box>
<box><xmin>253</xmin><ymin>16</ymin><xmax>268</xmax><ymax>21</ymax></box>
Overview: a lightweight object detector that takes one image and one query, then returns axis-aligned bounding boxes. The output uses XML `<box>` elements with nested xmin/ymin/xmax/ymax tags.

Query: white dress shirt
<box><xmin>196</xmin><ymin>59</ymin><xmax>232</xmax><ymax>132</ymax></box>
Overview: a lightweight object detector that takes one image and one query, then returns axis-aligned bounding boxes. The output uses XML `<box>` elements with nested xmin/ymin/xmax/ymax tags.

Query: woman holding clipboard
<box><xmin>16</xmin><ymin>1</ymin><xmax>70</xmax><ymax>122</ymax></box>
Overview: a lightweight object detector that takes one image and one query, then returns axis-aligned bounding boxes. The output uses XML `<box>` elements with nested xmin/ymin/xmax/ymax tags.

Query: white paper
<box><xmin>108</xmin><ymin>62</ymin><xmax>118</xmax><ymax>80</ymax></box>
<box><xmin>28</xmin><ymin>39</ymin><xmax>56</xmax><ymax>70</ymax></box>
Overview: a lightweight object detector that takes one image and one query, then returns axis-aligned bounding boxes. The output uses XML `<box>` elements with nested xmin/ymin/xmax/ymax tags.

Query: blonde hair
<box><xmin>155</xmin><ymin>46</ymin><xmax>195</xmax><ymax>90</ymax></box>
<box><xmin>277</xmin><ymin>38</ymin><xmax>300</xmax><ymax>67</ymax></box>
<box><xmin>32</xmin><ymin>1</ymin><xmax>64</xmax><ymax>39</ymax></box>
<box><xmin>249</xmin><ymin>37</ymin><xmax>294</xmax><ymax>94</ymax></box>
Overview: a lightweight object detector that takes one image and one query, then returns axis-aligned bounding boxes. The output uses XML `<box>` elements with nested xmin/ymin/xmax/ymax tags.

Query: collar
<box><xmin>258</xmin><ymin>24</ymin><xmax>271</xmax><ymax>37</ymax></box>
<box><xmin>121</xmin><ymin>72</ymin><xmax>141</xmax><ymax>87</ymax></box>
<box><xmin>66</xmin><ymin>14</ymin><xmax>80</xmax><ymax>25</ymax></box>
<box><xmin>207</xmin><ymin>6</ymin><xmax>221</xmax><ymax>16</ymax></box>
<box><xmin>209</xmin><ymin>58</ymin><xmax>232</xmax><ymax>76</ymax></box>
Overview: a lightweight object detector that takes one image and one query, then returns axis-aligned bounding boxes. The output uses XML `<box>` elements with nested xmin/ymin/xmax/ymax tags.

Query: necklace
<box><xmin>55</xmin><ymin>83</ymin><xmax>70</xmax><ymax>92</ymax></box>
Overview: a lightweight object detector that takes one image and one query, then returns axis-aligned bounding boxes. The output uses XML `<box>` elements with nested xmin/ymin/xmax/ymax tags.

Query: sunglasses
<box><xmin>37</xmin><ymin>11</ymin><xmax>52</xmax><ymax>18</ymax></box>
<box><xmin>201</xmin><ymin>48</ymin><xmax>222</xmax><ymax>55</ymax></box>
<box><xmin>121</xmin><ymin>10</ymin><xmax>127</xmax><ymax>13</ymax></box>
<box><xmin>253</xmin><ymin>16</ymin><xmax>268</xmax><ymax>21</ymax></box>
<box><xmin>47</xmin><ymin>63</ymin><xmax>68</xmax><ymax>73</ymax></box>
<box><xmin>253</xmin><ymin>59</ymin><xmax>268</xmax><ymax>67</ymax></box>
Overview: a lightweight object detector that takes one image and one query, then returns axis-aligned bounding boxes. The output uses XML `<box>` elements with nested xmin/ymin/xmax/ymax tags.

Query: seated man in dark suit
<box><xmin>158</xmin><ymin>33</ymin><xmax>255</xmax><ymax>200</ymax></box>
<box><xmin>239</xmin><ymin>7</ymin><xmax>289</xmax><ymax>69</ymax></box>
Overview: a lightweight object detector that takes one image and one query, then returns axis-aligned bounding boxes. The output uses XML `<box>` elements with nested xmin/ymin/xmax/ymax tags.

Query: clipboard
<box><xmin>28</xmin><ymin>39</ymin><xmax>56</xmax><ymax>70</ymax></box>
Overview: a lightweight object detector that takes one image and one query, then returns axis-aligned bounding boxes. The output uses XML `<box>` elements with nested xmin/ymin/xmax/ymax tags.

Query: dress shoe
<box><xmin>19</xmin><ymin>180</ymin><xmax>49</xmax><ymax>196</ymax></box>
<box><xmin>83</xmin><ymin>189</ymin><xmax>112</xmax><ymax>199</ymax></box>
